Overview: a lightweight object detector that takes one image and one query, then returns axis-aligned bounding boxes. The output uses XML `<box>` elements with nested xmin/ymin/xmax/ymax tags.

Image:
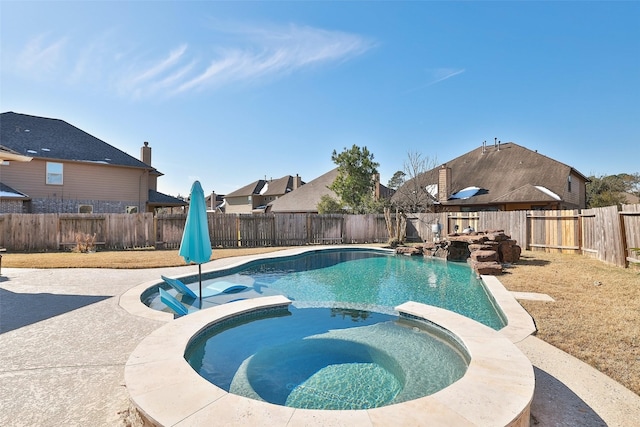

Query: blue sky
<box><xmin>2</xmin><ymin>1</ymin><xmax>638</xmax><ymax>198</ymax></box>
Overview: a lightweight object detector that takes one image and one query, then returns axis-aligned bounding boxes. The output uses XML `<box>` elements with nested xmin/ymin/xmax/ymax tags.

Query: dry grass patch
<box><xmin>1</xmin><ymin>247</ymin><xmax>296</xmax><ymax>269</ymax></box>
<box><xmin>499</xmin><ymin>250</ymin><xmax>640</xmax><ymax>396</ymax></box>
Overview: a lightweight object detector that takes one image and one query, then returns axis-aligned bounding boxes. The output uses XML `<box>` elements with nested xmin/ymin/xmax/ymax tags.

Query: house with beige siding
<box><xmin>224</xmin><ymin>175</ymin><xmax>304</xmax><ymax>214</ymax></box>
<box><xmin>0</xmin><ymin>112</ymin><xmax>185</xmax><ymax>214</ymax></box>
<box><xmin>392</xmin><ymin>141</ymin><xmax>589</xmax><ymax>212</ymax></box>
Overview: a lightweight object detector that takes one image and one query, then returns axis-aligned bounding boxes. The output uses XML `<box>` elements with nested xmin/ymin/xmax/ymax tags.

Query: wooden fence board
<box><xmin>528</xmin><ymin>210</ymin><xmax>579</xmax><ymax>253</ymax></box>
<box><xmin>1</xmin><ymin>208</ymin><xmax>638</xmax><ymax>269</ymax></box>
<box><xmin>447</xmin><ymin>212</ymin><xmax>479</xmax><ymax>235</ymax></box>
<box><xmin>405</xmin><ymin>213</ymin><xmax>447</xmax><ymax>242</ymax></box>
<box><xmin>274</xmin><ymin>213</ymin><xmax>308</xmax><ymax>246</ymax></box>
<box><xmin>621</xmin><ymin>204</ymin><xmax>640</xmax><ymax>265</ymax></box>
<box><xmin>344</xmin><ymin>214</ymin><xmax>387</xmax><ymax>243</ymax></box>
<box><xmin>310</xmin><ymin>214</ymin><xmax>343</xmax><ymax>244</ymax></box>
<box><xmin>156</xmin><ymin>214</ymin><xmax>186</xmax><ymax>249</ymax></box>
<box><xmin>477</xmin><ymin>211</ymin><xmax>528</xmax><ymax>247</ymax></box>
<box><xmin>210</xmin><ymin>214</ymin><xmax>240</xmax><ymax>247</ymax></box>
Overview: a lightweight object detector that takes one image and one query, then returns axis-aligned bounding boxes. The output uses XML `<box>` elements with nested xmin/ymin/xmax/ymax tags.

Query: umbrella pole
<box><xmin>199</xmin><ymin>264</ymin><xmax>203</xmax><ymax>304</ymax></box>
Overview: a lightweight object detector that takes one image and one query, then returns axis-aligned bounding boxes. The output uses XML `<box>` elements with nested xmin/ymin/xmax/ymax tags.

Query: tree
<box><xmin>586</xmin><ymin>173</ymin><xmax>639</xmax><ymax>208</ymax></box>
<box><xmin>382</xmin><ymin>151</ymin><xmax>438</xmax><ymax>245</ymax></box>
<box><xmin>329</xmin><ymin>144</ymin><xmax>380</xmax><ymax>214</ymax></box>
<box><xmin>391</xmin><ymin>151</ymin><xmax>439</xmax><ymax>213</ymax></box>
<box><xmin>317</xmin><ymin>195</ymin><xmax>344</xmax><ymax>214</ymax></box>
<box><xmin>387</xmin><ymin>171</ymin><xmax>406</xmax><ymax>190</ymax></box>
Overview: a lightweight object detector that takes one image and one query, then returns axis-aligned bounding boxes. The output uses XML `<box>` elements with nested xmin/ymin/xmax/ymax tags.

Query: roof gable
<box><xmin>225</xmin><ymin>180</ymin><xmax>267</xmax><ymax>198</ymax></box>
<box><xmin>396</xmin><ymin>142</ymin><xmax>587</xmax><ymax>206</ymax></box>
<box><xmin>490</xmin><ymin>184</ymin><xmax>560</xmax><ymax>203</ymax></box>
<box><xmin>268</xmin><ymin>169</ymin><xmax>339</xmax><ymax>213</ymax></box>
<box><xmin>148</xmin><ymin>189</ymin><xmax>187</xmax><ymax>206</ymax></box>
<box><xmin>226</xmin><ymin>175</ymin><xmax>304</xmax><ymax>198</ymax></box>
<box><xmin>0</xmin><ymin>112</ymin><xmax>152</xmax><ymax>170</ymax></box>
<box><xmin>263</xmin><ymin>175</ymin><xmax>301</xmax><ymax>196</ymax></box>
<box><xmin>0</xmin><ymin>182</ymin><xmax>29</xmax><ymax>199</ymax></box>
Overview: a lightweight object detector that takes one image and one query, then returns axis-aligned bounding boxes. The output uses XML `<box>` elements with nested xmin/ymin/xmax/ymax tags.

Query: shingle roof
<box><xmin>263</xmin><ymin>175</ymin><xmax>303</xmax><ymax>196</ymax></box>
<box><xmin>0</xmin><ymin>182</ymin><xmax>29</xmax><ymax>199</ymax></box>
<box><xmin>148</xmin><ymin>189</ymin><xmax>187</xmax><ymax>206</ymax></box>
<box><xmin>268</xmin><ymin>169</ymin><xmax>339</xmax><ymax>213</ymax></box>
<box><xmin>0</xmin><ymin>112</ymin><xmax>154</xmax><ymax>170</ymax></box>
<box><xmin>225</xmin><ymin>180</ymin><xmax>266</xmax><ymax>198</ymax></box>
<box><xmin>393</xmin><ymin>142</ymin><xmax>588</xmax><ymax>207</ymax></box>
<box><xmin>225</xmin><ymin>175</ymin><xmax>304</xmax><ymax>198</ymax></box>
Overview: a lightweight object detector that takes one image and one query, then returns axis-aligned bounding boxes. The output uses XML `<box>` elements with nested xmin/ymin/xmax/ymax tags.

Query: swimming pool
<box><xmin>185</xmin><ymin>306</ymin><xmax>470</xmax><ymax>410</ymax></box>
<box><xmin>144</xmin><ymin>248</ymin><xmax>506</xmax><ymax>330</ymax></box>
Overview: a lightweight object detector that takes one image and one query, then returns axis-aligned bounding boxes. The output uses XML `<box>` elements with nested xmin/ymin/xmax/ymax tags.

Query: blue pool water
<box><xmin>147</xmin><ymin>248</ymin><xmax>505</xmax><ymax>330</ymax></box>
<box><xmin>185</xmin><ymin>306</ymin><xmax>470</xmax><ymax>410</ymax></box>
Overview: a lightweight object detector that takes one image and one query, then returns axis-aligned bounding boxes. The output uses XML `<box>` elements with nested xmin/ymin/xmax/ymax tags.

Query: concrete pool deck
<box><xmin>1</xmin><ymin>249</ymin><xmax>639</xmax><ymax>426</ymax></box>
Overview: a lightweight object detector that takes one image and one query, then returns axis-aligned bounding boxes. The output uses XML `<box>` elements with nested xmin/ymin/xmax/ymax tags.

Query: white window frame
<box><xmin>46</xmin><ymin>162</ymin><xmax>64</xmax><ymax>185</ymax></box>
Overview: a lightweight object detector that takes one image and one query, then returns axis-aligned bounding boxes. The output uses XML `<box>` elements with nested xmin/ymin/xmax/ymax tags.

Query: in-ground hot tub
<box><xmin>185</xmin><ymin>305</ymin><xmax>471</xmax><ymax>410</ymax></box>
<box><xmin>125</xmin><ymin>296</ymin><xmax>535</xmax><ymax>426</ymax></box>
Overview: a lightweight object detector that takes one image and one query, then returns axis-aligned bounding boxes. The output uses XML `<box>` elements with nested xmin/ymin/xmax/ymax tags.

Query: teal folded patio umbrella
<box><xmin>179</xmin><ymin>180</ymin><xmax>212</xmax><ymax>303</ymax></box>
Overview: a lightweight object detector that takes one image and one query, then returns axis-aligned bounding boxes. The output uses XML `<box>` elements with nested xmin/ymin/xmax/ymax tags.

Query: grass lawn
<box><xmin>498</xmin><ymin>250</ymin><xmax>640</xmax><ymax>397</ymax></box>
<box><xmin>2</xmin><ymin>246</ymin><xmax>639</xmax><ymax>396</ymax></box>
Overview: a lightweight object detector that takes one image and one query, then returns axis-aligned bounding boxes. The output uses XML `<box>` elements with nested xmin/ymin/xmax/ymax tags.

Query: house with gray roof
<box><xmin>266</xmin><ymin>168</ymin><xmax>394</xmax><ymax>214</ymax></box>
<box><xmin>224</xmin><ymin>175</ymin><xmax>303</xmax><ymax>214</ymax></box>
<box><xmin>0</xmin><ymin>112</ymin><xmax>186</xmax><ymax>214</ymax></box>
<box><xmin>392</xmin><ymin>141</ymin><xmax>589</xmax><ymax>212</ymax></box>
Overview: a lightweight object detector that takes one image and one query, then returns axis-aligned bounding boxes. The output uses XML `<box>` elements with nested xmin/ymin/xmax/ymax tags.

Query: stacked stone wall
<box><xmin>29</xmin><ymin>198</ymin><xmax>138</xmax><ymax>214</ymax></box>
<box><xmin>0</xmin><ymin>200</ymin><xmax>25</xmax><ymax>214</ymax></box>
<box><xmin>396</xmin><ymin>229</ymin><xmax>521</xmax><ymax>276</ymax></box>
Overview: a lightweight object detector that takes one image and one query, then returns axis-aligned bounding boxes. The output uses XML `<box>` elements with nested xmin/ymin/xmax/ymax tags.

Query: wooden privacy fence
<box><xmin>0</xmin><ymin>205</ymin><xmax>638</xmax><ymax>267</ymax></box>
<box><xmin>0</xmin><ymin>213</ymin><xmax>155</xmax><ymax>252</ymax></box>
<box><xmin>406</xmin><ymin>205</ymin><xmax>639</xmax><ymax>268</ymax></box>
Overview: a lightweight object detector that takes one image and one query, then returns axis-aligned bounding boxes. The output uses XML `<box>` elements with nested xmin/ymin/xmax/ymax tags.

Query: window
<box><xmin>78</xmin><ymin>205</ymin><xmax>93</xmax><ymax>213</ymax></box>
<box><xmin>126</xmin><ymin>206</ymin><xmax>138</xmax><ymax>214</ymax></box>
<box><xmin>568</xmin><ymin>176</ymin><xmax>572</xmax><ymax>193</ymax></box>
<box><xmin>46</xmin><ymin>162</ymin><xmax>63</xmax><ymax>185</ymax></box>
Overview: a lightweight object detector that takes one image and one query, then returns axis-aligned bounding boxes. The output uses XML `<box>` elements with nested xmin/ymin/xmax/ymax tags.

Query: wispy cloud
<box><xmin>135</xmin><ymin>24</ymin><xmax>376</xmax><ymax>98</ymax></box>
<box><xmin>16</xmin><ymin>34</ymin><xmax>68</xmax><ymax>76</ymax></box>
<box><xmin>430</xmin><ymin>68</ymin><xmax>465</xmax><ymax>85</ymax></box>
<box><xmin>404</xmin><ymin>67</ymin><xmax>466</xmax><ymax>93</ymax></box>
<box><xmin>9</xmin><ymin>22</ymin><xmax>374</xmax><ymax>100</ymax></box>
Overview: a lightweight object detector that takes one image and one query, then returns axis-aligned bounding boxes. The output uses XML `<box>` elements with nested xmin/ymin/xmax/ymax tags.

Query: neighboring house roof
<box><xmin>0</xmin><ymin>182</ymin><xmax>29</xmax><ymax>199</ymax></box>
<box><xmin>621</xmin><ymin>192</ymin><xmax>640</xmax><ymax>204</ymax></box>
<box><xmin>148</xmin><ymin>189</ymin><xmax>187</xmax><ymax>206</ymax></box>
<box><xmin>0</xmin><ymin>112</ymin><xmax>157</xmax><ymax>172</ymax></box>
<box><xmin>225</xmin><ymin>175</ymin><xmax>304</xmax><ymax>198</ymax></box>
<box><xmin>226</xmin><ymin>180</ymin><xmax>265</xmax><ymax>198</ymax></box>
<box><xmin>263</xmin><ymin>175</ymin><xmax>304</xmax><ymax>196</ymax></box>
<box><xmin>205</xmin><ymin>193</ymin><xmax>226</xmax><ymax>211</ymax></box>
<box><xmin>267</xmin><ymin>169</ymin><xmax>395</xmax><ymax>213</ymax></box>
<box><xmin>393</xmin><ymin>142</ymin><xmax>588</xmax><ymax>208</ymax></box>
<box><xmin>490</xmin><ymin>184</ymin><xmax>561</xmax><ymax>204</ymax></box>
<box><xmin>267</xmin><ymin>169</ymin><xmax>339</xmax><ymax>213</ymax></box>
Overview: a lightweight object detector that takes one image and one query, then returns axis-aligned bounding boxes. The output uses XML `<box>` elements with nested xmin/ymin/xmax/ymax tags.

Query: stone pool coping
<box><xmin>121</xmin><ymin>245</ymin><xmax>538</xmax><ymax>426</ymax></box>
<box><xmin>119</xmin><ymin>245</ymin><xmax>537</xmax><ymax>343</ymax></box>
<box><xmin>124</xmin><ymin>296</ymin><xmax>535</xmax><ymax>426</ymax></box>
